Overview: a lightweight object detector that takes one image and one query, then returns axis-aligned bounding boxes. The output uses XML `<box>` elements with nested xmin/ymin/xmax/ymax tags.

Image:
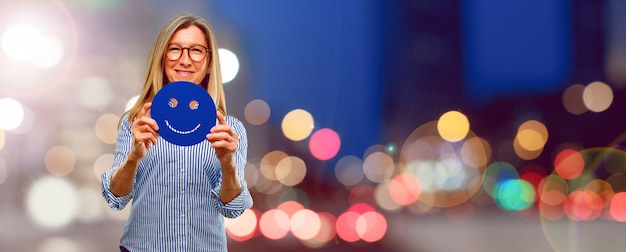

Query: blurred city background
<box><xmin>0</xmin><ymin>0</ymin><xmax>625</xmax><ymax>251</ymax></box>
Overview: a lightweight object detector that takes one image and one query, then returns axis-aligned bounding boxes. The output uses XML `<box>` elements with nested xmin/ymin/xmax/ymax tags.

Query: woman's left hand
<box><xmin>206</xmin><ymin>111</ymin><xmax>238</xmax><ymax>167</ymax></box>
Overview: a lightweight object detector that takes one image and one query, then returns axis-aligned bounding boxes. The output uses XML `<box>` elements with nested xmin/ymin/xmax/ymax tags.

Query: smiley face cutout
<box><xmin>151</xmin><ymin>81</ymin><xmax>216</xmax><ymax>146</ymax></box>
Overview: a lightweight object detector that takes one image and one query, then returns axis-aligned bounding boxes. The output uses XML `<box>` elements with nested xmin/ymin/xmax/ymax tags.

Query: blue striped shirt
<box><xmin>101</xmin><ymin>113</ymin><xmax>253</xmax><ymax>252</ymax></box>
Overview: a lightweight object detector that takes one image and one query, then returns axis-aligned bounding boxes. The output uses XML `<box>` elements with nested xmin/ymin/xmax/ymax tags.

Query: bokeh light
<box><xmin>609</xmin><ymin>192</ymin><xmax>626</xmax><ymax>222</ymax></box>
<box><xmin>79</xmin><ymin>77</ymin><xmax>113</xmax><ymax>110</ymax></box>
<box><xmin>349</xmin><ymin>184</ymin><xmax>376</xmax><ymax>206</ymax></box>
<box><xmin>554</xmin><ymin>149</ymin><xmax>584</xmax><ymax>180</ymax></box>
<box><xmin>493</xmin><ymin>179</ymin><xmax>536</xmax><ymax>211</ymax></box>
<box><xmin>278</xmin><ymin>188</ymin><xmax>310</xmax><ymax>207</ymax></box>
<box><xmin>437</xmin><ymin>110</ymin><xmax>470</xmax><ymax>142</ymax></box>
<box><xmin>37</xmin><ymin>237</ymin><xmax>80</xmax><ymax>252</ymax></box>
<box><xmin>584</xmin><ymin>179</ymin><xmax>613</xmax><ymax>210</ymax></box>
<box><xmin>336</xmin><ymin>203</ymin><xmax>387</xmax><ymax>243</ymax></box>
<box><xmin>607</xmin><ymin>173</ymin><xmax>626</xmax><ymax>193</ymax></box>
<box><xmin>290</xmin><ymin>209</ymin><xmax>321</xmax><ymax>240</ymax></box>
<box><xmin>31</xmin><ymin>36</ymin><xmax>64</xmax><ymax>69</ymax></box>
<box><xmin>335</xmin><ymin>155</ymin><xmax>365</xmax><ymax>187</ymax></box>
<box><xmin>562</xmin><ymin>84</ymin><xmax>588</xmax><ymax>115</ymax></box>
<box><xmin>335</xmin><ymin>210</ymin><xmax>361</xmax><ymax>242</ymax></box>
<box><xmin>513</xmin><ymin>136</ymin><xmax>543</xmax><ymax>160</ymax></box>
<box><xmin>44</xmin><ymin>145</ymin><xmax>76</xmax><ymax>176</ymax></box>
<box><xmin>519</xmin><ymin>163</ymin><xmax>548</xmax><ymax>202</ymax></box>
<box><xmin>259</xmin><ymin>209</ymin><xmax>290</xmax><ymax>240</ymax></box>
<box><xmin>483</xmin><ymin>162</ymin><xmax>519</xmax><ymax>198</ymax></box>
<box><xmin>275</xmin><ymin>156</ymin><xmax>307</xmax><ymax>186</ymax></box>
<box><xmin>1</xmin><ymin>24</ymin><xmax>43</xmax><ymax>61</ymax></box>
<box><xmin>582</xmin><ymin>81</ymin><xmax>613</xmax><ymax>112</ymax></box>
<box><xmin>309</xmin><ymin>128</ymin><xmax>341</xmax><ymax>161</ymax></box>
<box><xmin>244</xmin><ymin>99</ymin><xmax>270</xmax><ymax>125</ymax></box>
<box><xmin>225</xmin><ymin>208</ymin><xmax>258</xmax><ymax>241</ymax></box>
<box><xmin>363</xmin><ymin>151</ymin><xmax>394</xmax><ymax>183</ymax></box>
<box><xmin>95</xmin><ymin>113</ymin><xmax>120</xmax><ymax>145</ymax></box>
<box><xmin>260</xmin><ymin>150</ymin><xmax>289</xmax><ymax>181</ymax></box>
<box><xmin>93</xmin><ymin>153</ymin><xmax>114</xmax><ymax>180</ymax></box>
<box><xmin>0</xmin><ymin>98</ymin><xmax>25</xmax><ymax>131</ymax></box>
<box><xmin>0</xmin><ymin>159</ymin><xmax>7</xmax><ymax>185</ymax></box>
<box><xmin>125</xmin><ymin>95</ymin><xmax>139</xmax><ymax>112</ymax></box>
<box><xmin>26</xmin><ymin>176</ymin><xmax>78</xmax><ymax>229</ymax></box>
<box><xmin>375</xmin><ymin>180</ymin><xmax>403</xmax><ymax>212</ymax></box>
<box><xmin>76</xmin><ymin>187</ymin><xmax>105</xmax><ymax>223</ymax></box>
<box><xmin>460</xmin><ymin>136</ymin><xmax>491</xmax><ymax>168</ymax></box>
<box><xmin>11</xmin><ymin>104</ymin><xmax>35</xmax><ymax>134</ymax></box>
<box><xmin>0</xmin><ymin>129</ymin><xmax>5</xmax><ymax>150</ymax></box>
<box><xmin>516</xmin><ymin>120</ymin><xmax>548</xmax><ymax>152</ymax></box>
<box><xmin>301</xmin><ymin>212</ymin><xmax>336</xmax><ymax>248</ymax></box>
<box><xmin>357</xmin><ymin>211</ymin><xmax>387</xmax><ymax>242</ymax></box>
<box><xmin>281</xmin><ymin>109</ymin><xmax>314</xmax><ymax>141</ymax></box>
<box><xmin>388</xmin><ymin>173</ymin><xmax>422</xmax><ymax>206</ymax></box>
<box><xmin>218</xmin><ymin>48</ymin><xmax>240</xmax><ymax>83</ymax></box>
<box><xmin>563</xmin><ymin>189</ymin><xmax>602</xmax><ymax>221</ymax></box>
<box><xmin>0</xmin><ymin>3</ymin><xmax>76</xmax><ymax>96</ymax></box>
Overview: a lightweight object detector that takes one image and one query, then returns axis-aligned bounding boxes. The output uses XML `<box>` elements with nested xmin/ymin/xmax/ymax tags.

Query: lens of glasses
<box><xmin>166</xmin><ymin>44</ymin><xmax>208</xmax><ymax>62</ymax></box>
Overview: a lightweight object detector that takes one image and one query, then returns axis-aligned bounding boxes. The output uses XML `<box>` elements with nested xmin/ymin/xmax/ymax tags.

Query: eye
<box><xmin>190</xmin><ymin>46</ymin><xmax>205</xmax><ymax>54</ymax></box>
<box><xmin>167</xmin><ymin>45</ymin><xmax>182</xmax><ymax>52</ymax></box>
<box><xmin>189</xmin><ymin>100</ymin><xmax>199</xmax><ymax>110</ymax></box>
<box><xmin>168</xmin><ymin>98</ymin><xmax>178</xmax><ymax>108</ymax></box>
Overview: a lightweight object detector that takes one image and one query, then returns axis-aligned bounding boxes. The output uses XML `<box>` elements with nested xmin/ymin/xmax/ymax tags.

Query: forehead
<box><xmin>169</xmin><ymin>25</ymin><xmax>208</xmax><ymax>45</ymax></box>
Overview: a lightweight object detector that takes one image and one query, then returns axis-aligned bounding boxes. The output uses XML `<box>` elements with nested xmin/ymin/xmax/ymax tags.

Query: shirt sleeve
<box><xmin>101</xmin><ymin>113</ymin><xmax>135</xmax><ymax>211</ymax></box>
<box><xmin>210</xmin><ymin>116</ymin><xmax>254</xmax><ymax>218</ymax></box>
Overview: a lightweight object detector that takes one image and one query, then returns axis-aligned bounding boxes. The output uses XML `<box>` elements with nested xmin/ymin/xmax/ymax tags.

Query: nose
<box><xmin>178</xmin><ymin>48</ymin><xmax>192</xmax><ymax>66</ymax></box>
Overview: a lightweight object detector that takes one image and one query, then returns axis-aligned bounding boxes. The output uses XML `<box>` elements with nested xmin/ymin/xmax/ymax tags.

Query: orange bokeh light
<box><xmin>563</xmin><ymin>190</ymin><xmax>602</xmax><ymax>221</ymax></box>
<box><xmin>225</xmin><ymin>208</ymin><xmax>259</xmax><ymax>241</ymax></box>
<box><xmin>389</xmin><ymin>173</ymin><xmax>421</xmax><ymax>206</ymax></box>
<box><xmin>291</xmin><ymin>209</ymin><xmax>321</xmax><ymax>240</ymax></box>
<box><xmin>357</xmin><ymin>211</ymin><xmax>387</xmax><ymax>242</ymax></box>
<box><xmin>259</xmin><ymin>209</ymin><xmax>290</xmax><ymax>240</ymax></box>
<box><xmin>610</xmin><ymin>192</ymin><xmax>626</xmax><ymax>222</ymax></box>
<box><xmin>336</xmin><ymin>211</ymin><xmax>361</xmax><ymax>242</ymax></box>
<box><xmin>554</xmin><ymin>149</ymin><xmax>584</xmax><ymax>180</ymax></box>
<box><xmin>336</xmin><ymin>203</ymin><xmax>387</xmax><ymax>243</ymax></box>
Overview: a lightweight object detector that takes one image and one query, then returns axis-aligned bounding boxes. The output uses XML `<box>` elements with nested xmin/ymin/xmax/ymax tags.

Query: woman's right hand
<box><xmin>130</xmin><ymin>102</ymin><xmax>159</xmax><ymax>159</ymax></box>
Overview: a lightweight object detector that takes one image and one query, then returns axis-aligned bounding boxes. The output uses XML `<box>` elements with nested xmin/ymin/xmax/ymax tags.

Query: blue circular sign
<box><xmin>151</xmin><ymin>81</ymin><xmax>216</xmax><ymax>146</ymax></box>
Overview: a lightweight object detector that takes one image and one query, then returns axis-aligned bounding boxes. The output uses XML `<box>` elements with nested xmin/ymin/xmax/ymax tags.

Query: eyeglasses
<box><xmin>166</xmin><ymin>43</ymin><xmax>210</xmax><ymax>62</ymax></box>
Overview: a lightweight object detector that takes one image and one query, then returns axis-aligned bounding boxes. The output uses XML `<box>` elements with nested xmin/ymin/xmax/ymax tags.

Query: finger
<box><xmin>135</xmin><ymin>103</ymin><xmax>158</xmax><ymax>131</ymax></box>
<box><xmin>216</xmin><ymin>110</ymin><xmax>227</xmax><ymax>125</ymax></box>
<box><xmin>138</xmin><ymin>102</ymin><xmax>152</xmax><ymax>118</ymax></box>
<box><xmin>224</xmin><ymin>132</ymin><xmax>236</xmax><ymax>142</ymax></box>
<box><xmin>144</xmin><ymin>117</ymin><xmax>159</xmax><ymax>131</ymax></box>
<box><xmin>135</xmin><ymin>116</ymin><xmax>159</xmax><ymax>132</ymax></box>
<box><xmin>143</xmin><ymin>140</ymin><xmax>151</xmax><ymax>149</ymax></box>
<box><xmin>135</xmin><ymin>130</ymin><xmax>156</xmax><ymax>142</ymax></box>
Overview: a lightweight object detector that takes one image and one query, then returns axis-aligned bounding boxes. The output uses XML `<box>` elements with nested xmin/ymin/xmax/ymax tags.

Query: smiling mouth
<box><xmin>165</xmin><ymin>120</ymin><xmax>201</xmax><ymax>135</ymax></box>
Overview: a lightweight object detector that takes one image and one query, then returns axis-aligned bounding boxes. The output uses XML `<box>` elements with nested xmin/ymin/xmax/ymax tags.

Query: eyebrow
<box><xmin>168</xmin><ymin>42</ymin><xmax>209</xmax><ymax>48</ymax></box>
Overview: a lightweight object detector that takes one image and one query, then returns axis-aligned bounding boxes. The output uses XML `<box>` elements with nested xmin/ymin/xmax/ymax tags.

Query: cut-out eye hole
<box><xmin>189</xmin><ymin>100</ymin><xmax>199</xmax><ymax>110</ymax></box>
<box><xmin>169</xmin><ymin>98</ymin><xmax>178</xmax><ymax>108</ymax></box>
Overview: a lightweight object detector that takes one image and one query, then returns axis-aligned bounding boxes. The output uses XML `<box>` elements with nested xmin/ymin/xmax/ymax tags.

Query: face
<box><xmin>164</xmin><ymin>25</ymin><xmax>210</xmax><ymax>85</ymax></box>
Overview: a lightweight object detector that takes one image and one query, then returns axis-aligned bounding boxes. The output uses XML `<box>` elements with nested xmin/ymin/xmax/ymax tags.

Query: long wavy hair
<box><xmin>125</xmin><ymin>13</ymin><xmax>226</xmax><ymax>123</ymax></box>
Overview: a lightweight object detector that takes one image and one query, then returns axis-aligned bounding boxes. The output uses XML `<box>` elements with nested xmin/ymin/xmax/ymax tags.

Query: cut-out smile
<box><xmin>165</xmin><ymin>120</ymin><xmax>201</xmax><ymax>135</ymax></box>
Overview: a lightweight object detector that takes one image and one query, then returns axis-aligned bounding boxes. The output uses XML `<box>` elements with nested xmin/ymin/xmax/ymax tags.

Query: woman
<box><xmin>101</xmin><ymin>13</ymin><xmax>253</xmax><ymax>252</ymax></box>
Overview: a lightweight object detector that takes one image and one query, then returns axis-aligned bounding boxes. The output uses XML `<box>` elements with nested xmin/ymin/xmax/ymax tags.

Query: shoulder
<box><xmin>117</xmin><ymin>112</ymin><xmax>132</xmax><ymax>130</ymax></box>
<box><xmin>224</xmin><ymin>114</ymin><xmax>247</xmax><ymax>136</ymax></box>
<box><xmin>224</xmin><ymin>114</ymin><xmax>244</xmax><ymax>128</ymax></box>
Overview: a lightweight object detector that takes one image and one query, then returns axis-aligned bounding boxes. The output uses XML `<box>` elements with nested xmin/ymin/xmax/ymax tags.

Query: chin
<box><xmin>169</xmin><ymin>77</ymin><xmax>201</xmax><ymax>84</ymax></box>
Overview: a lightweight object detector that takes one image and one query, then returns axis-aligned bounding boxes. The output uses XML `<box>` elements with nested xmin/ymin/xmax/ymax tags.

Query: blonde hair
<box><xmin>126</xmin><ymin>13</ymin><xmax>226</xmax><ymax>122</ymax></box>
